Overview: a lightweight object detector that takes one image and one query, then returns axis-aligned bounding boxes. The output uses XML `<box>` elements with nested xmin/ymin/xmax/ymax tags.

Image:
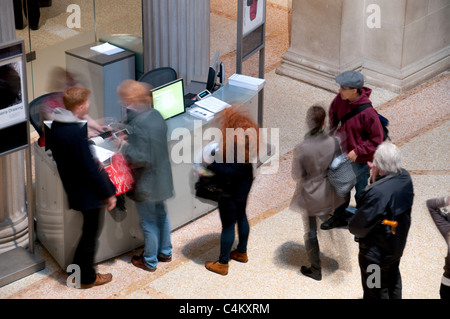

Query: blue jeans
<box><xmin>352</xmin><ymin>162</ymin><xmax>370</xmax><ymax>203</ymax></box>
<box><xmin>334</xmin><ymin>162</ymin><xmax>369</xmax><ymax>220</ymax></box>
<box><xmin>136</xmin><ymin>200</ymin><xmax>172</xmax><ymax>269</ymax></box>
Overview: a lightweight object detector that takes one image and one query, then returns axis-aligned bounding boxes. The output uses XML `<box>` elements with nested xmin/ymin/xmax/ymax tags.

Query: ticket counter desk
<box><xmin>34</xmin><ymin>83</ymin><xmax>261</xmax><ymax>269</ymax></box>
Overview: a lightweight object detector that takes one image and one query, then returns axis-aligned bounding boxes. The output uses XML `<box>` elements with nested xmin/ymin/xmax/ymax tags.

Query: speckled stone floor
<box><xmin>1</xmin><ymin>1</ymin><xmax>449</xmax><ymax>302</ymax></box>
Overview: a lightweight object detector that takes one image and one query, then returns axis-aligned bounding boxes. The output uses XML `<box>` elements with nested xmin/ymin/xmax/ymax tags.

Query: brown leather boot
<box><xmin>205</xmin><ymin>261</ymin><xmax>229</xmax><ymax>275</ymax></box>
<box><xmin>230</xmin><ymin>250</ymin><xmax>248</xmax><ymax>263</ymax></box>
<box><xmin>80</xmin><ymin>273</ymin><xmax>112</xmax><ymax>289</ymax></box>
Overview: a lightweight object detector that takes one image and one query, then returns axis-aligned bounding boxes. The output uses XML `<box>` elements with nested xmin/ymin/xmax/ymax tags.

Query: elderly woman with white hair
<box><xmin>349</xmin><ymin>141</ymin><xmax>414</xmax><ymax>299</ymax></box>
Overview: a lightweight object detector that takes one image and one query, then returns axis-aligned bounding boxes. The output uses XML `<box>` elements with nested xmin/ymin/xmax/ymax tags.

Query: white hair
<box><xmin>373</xmin><ymin>141</ymin><xmax>402</xmax><ymax>174</ymax></box>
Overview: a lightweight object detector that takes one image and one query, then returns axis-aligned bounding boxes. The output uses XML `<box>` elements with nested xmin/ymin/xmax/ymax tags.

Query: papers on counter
<box><xmin>228</xmin><ymin>73</ymin><xmax>265</xmax><ymax>90</ymax></box>
<box><xmin>188</xmin><ymin>96</ymin><xmax>231</xmax><ymax>121</ymax></box>
<box><xmin>91</xmin><ymin>145</ymin><xmax>115</xmax><ymax>162</ymax></box>
<box><xmin>90</xmin><ymin>42</ymin><xmax>125</xmax><ymax>56</ymax></box>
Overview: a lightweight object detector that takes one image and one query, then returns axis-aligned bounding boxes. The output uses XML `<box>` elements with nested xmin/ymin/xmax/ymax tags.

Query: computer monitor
<box><xmin>206</xmin><ymin>51</ymin><xmax>225</xmax><ymax>93</ymax></box>
<box><xmin>151</xmin><ymin>78</ymin><xmax>186</xmax><ymax>120</ymax></box>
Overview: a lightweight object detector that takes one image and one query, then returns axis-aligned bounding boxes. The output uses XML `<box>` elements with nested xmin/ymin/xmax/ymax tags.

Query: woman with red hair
<box><xmin>205</xmin><ymin>106</ymin><xmax>260</xmax><ymax>275</ymax></box>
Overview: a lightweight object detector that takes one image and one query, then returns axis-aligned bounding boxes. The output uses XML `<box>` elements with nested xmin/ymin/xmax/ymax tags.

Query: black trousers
<box><xmin>13</xmin><ymin>0</ymin><xmax>40</xmax><ymax>29</ymax></box>
<box><xmin>72</xmin><ymin>208</ymin><xmax>104</xmax><ymax>285</ymax></box>
<box><xmin>358</xmin><ymin>253</ymin><xmax>402</xmax><ymax>299</ymax></box>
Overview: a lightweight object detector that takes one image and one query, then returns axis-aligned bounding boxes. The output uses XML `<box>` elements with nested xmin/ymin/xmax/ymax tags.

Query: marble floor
<box><xmin>1</xmin><ymin>1</ymin><xmax>449</xmax><ymax>303</ymax></box>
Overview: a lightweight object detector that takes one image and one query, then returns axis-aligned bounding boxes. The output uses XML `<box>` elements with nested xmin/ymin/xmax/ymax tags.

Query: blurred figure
<box><xmin>290</xmin><ymin>104</ymin><xmax>347</xmax><ymax>280</ymax></box>
<box><xmin>49</xmin><ymin>87</ymin><xmax>117</xmax><ymax>288</ymax></box>
<box><xmin>204</xmin><ymin>106</ymin><xmax>259</xmax><ymax>276</ymax></box>
<box><xmin>322</xmin><ymin>70</ymin><xmax>384</xmax><ymax>230</ymax></box>
<box><xmin>426</xmin><ymin>196</ymin><xmax>450</xmax><ymax>300</ymax></box>
<box><xmin>40</xmin><ymin>67</ymin><xmax>109</xmax><ymax>145</ymax></box>
<box><xmin>349</xmin><ymin>142</ymin><xmax>414</xmax><ymax>299</ymax></box>
<box><xmin>117</xmin><ymin>80</ymin><xmax>174</xmax><ymax>272</ymax></box>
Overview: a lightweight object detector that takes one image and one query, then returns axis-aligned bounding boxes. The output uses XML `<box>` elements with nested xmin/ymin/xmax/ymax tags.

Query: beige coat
<box><xmin>290</xmin><ymin>133</ymin><xmax>346</xmax><ymax>216</ymax></box>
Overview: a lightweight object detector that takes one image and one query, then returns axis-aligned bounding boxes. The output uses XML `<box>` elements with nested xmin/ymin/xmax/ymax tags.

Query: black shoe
<box><xmin>300</xmin><ymin>266</ymin><xmax>322</xmax><ymax>281</ymax></box>
<box><xmin>320</xmin><ymin>215</ymin><xmax>348</xmax><ymax>230</ymax></box>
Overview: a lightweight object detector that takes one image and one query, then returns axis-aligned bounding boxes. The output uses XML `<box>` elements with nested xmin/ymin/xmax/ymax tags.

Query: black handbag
<box><xmin>195</xmin><ymin>175</ymin><xmax>225</xmax><ymax>202</ymax></box>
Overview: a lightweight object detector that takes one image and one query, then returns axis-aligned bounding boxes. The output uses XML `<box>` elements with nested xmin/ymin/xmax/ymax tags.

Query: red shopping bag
<box><xmin>104</xmin><ymin>153</ymin><xmax>134</xmax><ymax>195</ymax></box>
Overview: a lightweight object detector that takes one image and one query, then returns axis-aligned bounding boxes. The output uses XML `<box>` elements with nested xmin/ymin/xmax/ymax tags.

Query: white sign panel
<box><xmin>243</xmin><ymin>0</ymin><xmax>266</xmax><ymax>36</ymax></box>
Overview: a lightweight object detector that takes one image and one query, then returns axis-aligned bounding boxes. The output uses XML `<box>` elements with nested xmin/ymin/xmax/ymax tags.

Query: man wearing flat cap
<box><xmin>321</xmin><ymin>70</ymin><xmax>384</xmax><ymax>230</ymax></box>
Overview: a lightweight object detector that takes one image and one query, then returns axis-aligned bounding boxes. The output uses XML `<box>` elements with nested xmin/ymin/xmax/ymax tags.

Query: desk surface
<box><xmin>166</xmin><ymin>82</ymin><xmax>262</xmax><ymax>135</ymax></box>
<box><xmin>65</xmin><ymin>42</ymin><xmax>135</xmax><ymax>67</ymax></box>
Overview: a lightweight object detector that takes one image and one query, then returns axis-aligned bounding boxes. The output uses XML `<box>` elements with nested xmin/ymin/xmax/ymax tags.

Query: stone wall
<box><xmin>277</xmin><ymin>0</ymin><xmax>450</xmax><ymax>93</ymax></box>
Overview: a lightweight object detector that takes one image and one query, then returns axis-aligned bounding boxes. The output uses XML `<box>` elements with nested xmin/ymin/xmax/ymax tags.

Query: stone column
<box><xmin>276</xmin><ymin>0</ymin><xmax>364</xmax><ymax>92</ymax></box>
<box><xmin>277</xmin><ymin>0</ymin><xmax>450</xmax><ymax>93</ymax></box>
<box><xmin>0</xmin><ymin>1</ymin><xmax>29</xmax><ymax>254</ymax></box>
<box><xmin>0</xmin><ymin>152</ymin><xmax>29</xmax><ymax>254</ymax></box>
<box><xmin>142</xmin><ymin>0</ymin><xmax>210</xmax><ymax>86</ymax></box>
<box><xmin>363</xmin><ymin>0</ymin><xmax>450</xmax><ymax>93</ymax></box>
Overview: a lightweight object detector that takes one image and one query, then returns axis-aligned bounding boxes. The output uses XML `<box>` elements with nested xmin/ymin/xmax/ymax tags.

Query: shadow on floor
<box><xmin>180</xmin><ymin>233</ymin><xmax>221</xmax><ymax>264</ymax></box>
<box><xmin>274</xmin><ymin>241</ymin><xmax>340</xmax><ymax>274</ymax></box>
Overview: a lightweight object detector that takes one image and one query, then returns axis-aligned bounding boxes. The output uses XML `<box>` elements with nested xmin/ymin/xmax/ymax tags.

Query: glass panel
<box><xmin>15</xmin><ymin>0</ymin><xmax>142</xmax><ymax>102</ymax></box>
<box><xmin>16</xmin><ymin>0</ymin><xmax>96</xmax><ymax>101</ymax></box>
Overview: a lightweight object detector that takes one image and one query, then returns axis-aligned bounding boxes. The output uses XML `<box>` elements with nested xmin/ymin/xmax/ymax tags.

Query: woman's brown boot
<box><xmin>205</xmin><ymin>261</ymin><xmax>229</xmax><ymax>275</ymax></box>
<box><xmin>230</xmin><ymin>250</ymin><xmax>248</xmax><ymax>263</ymax></box>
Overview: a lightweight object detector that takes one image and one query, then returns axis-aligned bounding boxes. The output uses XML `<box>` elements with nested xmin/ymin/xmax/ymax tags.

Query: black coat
<box><xmin>349</xmin><ymin>169</ymin><xmax>414</xmax><ymax>264</ymax></box>
<box><xmin>208</xmin><ymin>162</ymin><xmax>254</xmax><ymax>204</ymax></box>
<box><xmin>50</xmin><ymin>121</ymin><xmax>116</xmax><ymax>212</ymax></box>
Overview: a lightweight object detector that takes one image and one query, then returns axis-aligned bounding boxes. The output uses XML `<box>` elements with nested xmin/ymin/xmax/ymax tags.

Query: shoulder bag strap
<box><xmin>339</xmin><ymin>103</ymin><xmax>372</xmax><ymax>126</ymax></box>
<box><xmin>333</xmin><ymin>136</ymin><xmax>342</xmax><ymax>157</ymax></box>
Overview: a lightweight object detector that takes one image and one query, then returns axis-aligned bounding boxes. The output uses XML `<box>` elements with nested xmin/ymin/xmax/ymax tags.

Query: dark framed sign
<box><xmin>0</xmin><ymin>39</ymin><xmax>29</xmax><ymax>156</ymax></box>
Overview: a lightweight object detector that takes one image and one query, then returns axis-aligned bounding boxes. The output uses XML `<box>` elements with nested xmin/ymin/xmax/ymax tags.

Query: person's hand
<box><xmin>368</xmin><ymin>161</ymin><xmax>380</xmax><ymax>183</ymax></box>
<box><xmin>105</xmin><ymin>196</ymin><xmax>117</xmax><ymax>211</ymax></box>
<box><xmin>346</xmin><ymin>150</ymin><xmax>358</xmax><ymax>162</ymax></box>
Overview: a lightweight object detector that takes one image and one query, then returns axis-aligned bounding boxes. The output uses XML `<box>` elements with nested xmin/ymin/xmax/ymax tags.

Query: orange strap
<box><xmin>382</xmin><ymin>219</ymin><xmax>398</xmax><ymax>235</ymax></box>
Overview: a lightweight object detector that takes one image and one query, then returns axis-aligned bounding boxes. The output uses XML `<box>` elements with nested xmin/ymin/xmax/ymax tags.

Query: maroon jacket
<box><xmin>328</xmin><ymin>87</ymin><xmax>383</xmax><ymax>164</ymax></box>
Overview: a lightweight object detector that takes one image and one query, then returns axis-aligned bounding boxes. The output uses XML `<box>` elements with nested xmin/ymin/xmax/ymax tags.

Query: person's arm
<box><xmin>351</xmin><ymin>110</ymin><xmax>383</xmax><ymax>160</ymax></box>
<box><xmin>426</xmin><ymin>196</ymin><xmax>450</xmax><ymax>239</ymax></box>
<box><xmin>291</xmin><ymin>145</ymin><xmax>305</xmax><ymax>182</ymax></box>
<box><xmin>76</xmin><ymin>128</ymin><xmax>117</xmax><ymax>202</ymax></box>
<box><xmin>121</xmin><ymin>123</ymin><xmax>150</xmax><ymax>168</ymax></box>
<box><xmin>349</xmin><ymin>189</ymin><xmax>386</xmax><ymax>238</ymax></box>
<box><xmin>82</xmin><ymin>114</ymin><xmax>110</xmax><ymax>137</ymax></box>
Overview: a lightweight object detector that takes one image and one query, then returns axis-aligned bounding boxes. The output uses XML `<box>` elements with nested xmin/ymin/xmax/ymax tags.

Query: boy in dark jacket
<box><xmin>322</xmin><ymin>70</ymin><xmax>384</xmax><ymax>230</ymax></box>
<box><xmin>349</xmin><ymin>142</ymin><xmax>414</xmax><ymax>299</ymax></box>
<box><xmin>50</xmin><ymin>87</ymin><xmax>116</xmax><ymax>288</ymax></box>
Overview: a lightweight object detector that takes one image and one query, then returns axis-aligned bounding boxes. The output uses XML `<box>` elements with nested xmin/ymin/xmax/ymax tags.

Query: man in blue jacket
<box><xmin>50</xmin><ymin>87</ymin><xmax>117</xmax><ymax>288</ymax></box>
<box><xmin>349</xmin><ymin>142</ymin><xmax>414</xmax><ymax>299</ymax></box>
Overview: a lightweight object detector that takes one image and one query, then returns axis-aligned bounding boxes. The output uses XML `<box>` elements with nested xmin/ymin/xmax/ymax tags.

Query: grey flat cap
<box><xmin>335</xmin><ymin>71</ymin><xmax>364</xmax><ymax>89</ymax></box>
